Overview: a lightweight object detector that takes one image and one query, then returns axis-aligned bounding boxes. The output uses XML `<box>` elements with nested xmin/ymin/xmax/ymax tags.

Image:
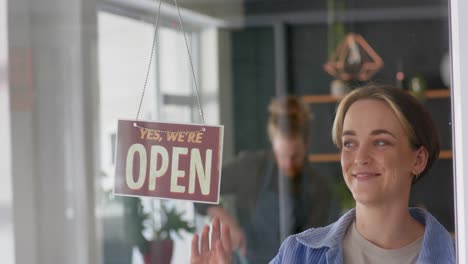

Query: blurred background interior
<box><xmin>0</xmin><ymin>0</ymin><xmax>465</xmax><ymax>263</ymax></box>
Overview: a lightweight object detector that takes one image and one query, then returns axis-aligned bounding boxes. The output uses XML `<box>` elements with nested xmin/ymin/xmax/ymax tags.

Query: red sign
<box><xmin>114</xmin><ymin>120</ymin><xmax>223</xmax><ymax>203</ymax></box>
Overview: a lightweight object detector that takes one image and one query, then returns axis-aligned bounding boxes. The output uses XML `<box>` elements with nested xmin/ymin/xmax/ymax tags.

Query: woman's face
<box><xmin>340</xmin><ymin>99</ymin><xmax>427</xmax><ymax>206</ymax></box>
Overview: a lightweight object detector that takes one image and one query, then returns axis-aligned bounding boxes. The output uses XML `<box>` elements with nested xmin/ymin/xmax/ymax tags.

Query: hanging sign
<box><xmin>114</xmin><ymin>119</ymin><xmax>223</xmax><ymax>204</ymax></box>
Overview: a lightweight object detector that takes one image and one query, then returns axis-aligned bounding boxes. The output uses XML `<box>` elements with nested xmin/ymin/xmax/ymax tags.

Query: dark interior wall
<box><xmin>288</xmin><ymin>24</ymin><xmax>333</xmax><ymax>95</ymax></box>
<box><xmin>288</xmin><ymin>18</ymin><xmax>451</xmax><ymax>153</ymax></box>
<box><xmin>353</xmin><ymin>20</ymin><xmax>449</xmax><ymax>88</ymax></box>
<box><xmin>231</xmin><ymin>27</ymin><xmax>275</xmax><ymax>153</ymax></box>
<box><xmin>229</xmin><ymin>0</ymin><xmax>454</xmax><ymax>231</ymax></box>
<box><xmin>231</xmin><ymin>7</ymin><xmax>450</xmax><ymax>155</ymax></box>
<box><xmin>290</xmin><ymin>20</ymin><xmax>450</xmax><ymax>96</ymax></box>
<box><xmin>243</xmin><ymin>0</ymin><xmax>445</xmax><ymax>15</ymax></box>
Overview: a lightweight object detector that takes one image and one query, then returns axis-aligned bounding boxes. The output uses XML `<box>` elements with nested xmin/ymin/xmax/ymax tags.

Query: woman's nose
<box><xmin>354</xmin><ymin>145</ymin><xmax>371</xmax><ymax>165</ymax></box>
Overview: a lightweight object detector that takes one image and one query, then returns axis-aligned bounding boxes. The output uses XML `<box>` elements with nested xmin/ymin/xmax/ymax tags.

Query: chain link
<box><xmin>135</xmin><ymin>0</ymin><xmax>206</xmax><ymax>133</ymax></box>
<box><xmin>136</xmin><ymin>0</ymin><xmax>162</xmax><ymax>121</ymax></box>
<box><xmin>173</xmin><ymin>0</ymin><xmax>206</xmax><ymax>125</ymax></box>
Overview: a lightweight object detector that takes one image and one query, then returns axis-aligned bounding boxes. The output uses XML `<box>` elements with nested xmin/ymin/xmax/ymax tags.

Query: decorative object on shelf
<box><xmin>395</xmin><ymin>71</ymin><xmax>406</xmax><ymax>89</ymax></box>
<box><xmin>394</xmin><ymin>58</ymin><xmax>406</xmax><ymax>89</ymax></box>
<box><xmin>440</xmin><ymin>52</ymin><xmax>451</xmax><ymax>88</ymax></box>
<box><xmin>324</xmin><ymin>32</ymin><xmax>384</xmax><ymax>81</ymax></box>
<box><xmin>409</xmin><ymin>74</ymin><xmax>427</xmax><ymax>101</ymax></box>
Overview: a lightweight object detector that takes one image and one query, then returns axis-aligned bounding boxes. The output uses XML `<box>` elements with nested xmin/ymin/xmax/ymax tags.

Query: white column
<box><xmin>450</xmin><ymin>0</ymin><xmax>468</xmax><ymax>262</ymax></box>
<box><xmin>8</xmin><ymin>0</ymin><xmax>100</xmax><ymax>263</ymax></box>
<box><xmin>0</xmin><ymin>0</ymin><xmax>15</xmax><ymax>262</ymax></box>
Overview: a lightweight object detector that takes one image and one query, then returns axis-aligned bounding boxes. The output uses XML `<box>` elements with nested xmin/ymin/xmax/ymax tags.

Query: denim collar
<box><xmin>295</xmin><ymin>207</ymin><xmax>455</xmax><ymax>263</ymax></box>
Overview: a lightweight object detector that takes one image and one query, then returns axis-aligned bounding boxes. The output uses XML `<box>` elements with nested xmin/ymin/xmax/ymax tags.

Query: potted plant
<box><xmin>126</xmin><ymin>198</ymin><xmax>196</xmax><ymax>264</ymax></box>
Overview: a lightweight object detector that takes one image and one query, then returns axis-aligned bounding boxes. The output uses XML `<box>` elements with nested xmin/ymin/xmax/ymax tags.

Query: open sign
<box><xmin>114</xmin><ymin>120</ymin><xmax>223</xmax><ymax>203</ymax></box>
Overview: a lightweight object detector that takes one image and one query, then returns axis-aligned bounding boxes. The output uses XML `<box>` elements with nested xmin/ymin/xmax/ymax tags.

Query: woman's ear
<box><xmin>412</xmin><ymin>146</ymin><xmax>429</xmax><ymax>176</ymax></box>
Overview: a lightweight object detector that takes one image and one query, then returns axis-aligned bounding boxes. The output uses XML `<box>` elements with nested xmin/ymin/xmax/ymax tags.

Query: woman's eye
<box><xmin>375</xmin><ymin>140</ymin><xmax>388</xmax><ymax>146</ymax></box>
<box><xmin>343</xmin><ymin>141</ymin><xmax>354</xmax><ymax>148</ymax></box>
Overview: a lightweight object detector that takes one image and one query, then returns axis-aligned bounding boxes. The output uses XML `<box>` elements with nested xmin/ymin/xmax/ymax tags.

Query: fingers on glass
<box><xmin>192</xmin><ymin>218</ymin><xmax>232</xmax><ymax>262</ymax></box>
<box><xmin>215</xmin><ymin>240</ymin><xmax>227</xmax><ymax>260</ymax></box>
<box><xmin>191</xmin><ymin>234</ymin><xmax>200</xmax><ymax>257</ymax></box>
<box><xmin>221</xmin><ymin>223</ymin><xmax>232</xmax><ymax>253</ymax></box>
<box><xmin>201</xmin><ymin>225</ymin><xmax>210</xmax><ymax>253</ymax></box>
<box><xmin>212</xmin><ymin>216</ymin><xmax>221</xmax><ymax>244</ymax></box>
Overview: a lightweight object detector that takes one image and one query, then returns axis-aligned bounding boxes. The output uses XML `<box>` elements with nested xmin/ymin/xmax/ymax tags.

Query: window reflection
<box><xmin>98</xmin><ymin>9</ymin><xmax>204</xmax><ymax>264</ymax></box>
<box><xmin>98</xmin><ymin>0</ymin><xmax>453</xmax><ymax>263</ymax></box>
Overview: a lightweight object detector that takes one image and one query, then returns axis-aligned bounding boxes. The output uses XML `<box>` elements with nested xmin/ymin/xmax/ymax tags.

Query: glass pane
<box><xmin>159</xmin><ymin>27</ymin><xmax>192</xmax><ymax>96</ymax></box>
<box><xmin>97</xmin><ymin>11</ymin><xmax>157</xmax><ymax>264</ymax></box>
<box><xmin>98</xmin><ymin>1</ymin><xmax>455</xmax><ymax>264</ymax></box>
<box><xmin>160</xmin><ymin>104</ymin><xmax>191</xmax><ymax>123</ymax></box>
<box><xmin>8</xmin><ymin>0</ymin><xmax>461</xmax><ymax>262</ymax></box>
<box><xmin>188</xmin><ymin>1</ymin><xmax>454</xmax><ymax>264</ymax></box>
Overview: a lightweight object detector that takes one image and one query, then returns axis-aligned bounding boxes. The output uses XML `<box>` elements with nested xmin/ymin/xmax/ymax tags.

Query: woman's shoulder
<box><xmin>269</xmin><ymin>231</ymin><xmax>330</xmax><ymax>263</ymax></box>
<box><xmin>410</xmin><ymin>208</ymin><xmax>456</xmax><ymax>263</ymax></box>
<box><xmin>270</xmin><ymin>210</ymin><xmax>356</xmax><ymax>263</ymax></box>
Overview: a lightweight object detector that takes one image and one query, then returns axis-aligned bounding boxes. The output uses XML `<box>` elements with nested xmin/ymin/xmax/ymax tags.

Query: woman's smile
<box><xmin>352</xmin><ymin>171</ymin><xmax>381</xmax><ymax>181</ymax></box>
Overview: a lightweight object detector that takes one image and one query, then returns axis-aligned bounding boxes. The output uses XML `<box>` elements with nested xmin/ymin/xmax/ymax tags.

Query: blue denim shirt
<box><xmin>270</xmin><ymin>208</ymin><xmax>455</xmax><ymax>264</ymax></box>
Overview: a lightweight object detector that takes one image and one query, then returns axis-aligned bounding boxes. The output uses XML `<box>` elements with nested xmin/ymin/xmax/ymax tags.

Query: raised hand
<box><xmin>207</xmin><ymin>206</ymin><xmax>247</xmax><ymax>256</ymax></box>
<box><xmin>191</xmin><ymin>217</ymin><xmax>232</xmax><ymax>264</ymax></box>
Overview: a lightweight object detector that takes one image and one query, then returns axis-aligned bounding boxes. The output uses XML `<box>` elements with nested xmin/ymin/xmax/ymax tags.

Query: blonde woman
<box><xmin>191</xmin><ymin>85</ymin><xmax>455</xmax><ymax>264</ymax></box>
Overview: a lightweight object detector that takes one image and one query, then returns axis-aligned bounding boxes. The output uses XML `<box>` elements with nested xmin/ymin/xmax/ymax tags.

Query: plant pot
<box><xmin>147</xmin><ymin>239</ymin><xmax>174</xmax><ymax>264</ymax></box>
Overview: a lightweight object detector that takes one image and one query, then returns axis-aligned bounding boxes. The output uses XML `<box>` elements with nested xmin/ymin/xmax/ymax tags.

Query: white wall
<box><xmin>0</xmin><ymin>0</ymin><xmax>15</xmax><ymax>261</ymax></box>
<box><xmin>450</xmin><ymin>0</ymin><xmax>468</xmax><ymax>262</ymax></box>
<box><xmin>8</xmin><ymin>0</ymin><xmax>100</xmax><ymax>263</ymax></box>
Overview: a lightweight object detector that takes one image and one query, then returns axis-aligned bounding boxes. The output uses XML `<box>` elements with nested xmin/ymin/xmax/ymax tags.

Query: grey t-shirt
<box><xmin>342</xmin><ymin>221</ymin><xmax>423</xmax><ymax>264</ymax></box>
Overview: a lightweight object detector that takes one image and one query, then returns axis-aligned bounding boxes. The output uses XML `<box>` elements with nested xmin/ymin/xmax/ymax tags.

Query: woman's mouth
<box><xmin>352</xmin><ymin>172</ymin><xmax>381</xmax><ymax>181</ymax></box>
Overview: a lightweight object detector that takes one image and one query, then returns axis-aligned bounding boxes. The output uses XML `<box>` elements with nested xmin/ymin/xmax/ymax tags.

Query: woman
<box><xmin>191</xmin><ymin>85</ymin><xmax>456</xmax><ymax>263</ymax></box>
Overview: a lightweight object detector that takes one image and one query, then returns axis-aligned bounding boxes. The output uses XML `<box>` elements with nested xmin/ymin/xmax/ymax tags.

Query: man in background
<box><xmin>196</xmin><ymin>96</ymin><xmax>338</xmax><ymax>263</ymax></box>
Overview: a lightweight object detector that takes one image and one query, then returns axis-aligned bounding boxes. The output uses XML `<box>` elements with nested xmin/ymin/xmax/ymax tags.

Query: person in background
<box><xmin>191</xmin><ymin>85</ymin><xmax>456</xmax><ymax>264</ymax></box>
<box><xmin>195</xmin><ymin>96</ymin><xmax>338</xmax><ymax>263</ymax></box>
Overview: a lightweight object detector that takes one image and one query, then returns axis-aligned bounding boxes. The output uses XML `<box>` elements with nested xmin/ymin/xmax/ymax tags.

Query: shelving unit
<box><xmin>309</xmin><ymin>150</ymin><xmax>453</xmax><ymax>163</ymax></box>
<box><xmin>302</xmin><ymin>89</ymin><xmax>450</xmax><ymax>104</ymax></box>
<box><xmin>303</xmin><ymin>89</ymin><xmax>452</xmax><ymax>163</ymax></box>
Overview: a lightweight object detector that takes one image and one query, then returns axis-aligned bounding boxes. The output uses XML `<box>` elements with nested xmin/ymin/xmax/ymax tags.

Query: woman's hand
<box><xmin>191</xmin><ymin>217</ymin><xmax>232</xmax><ymax>264</ymax></box>
<box><xmin>207</xmin><ymin>206</ymin><xmax>247</xmax><ymax>256</ymax></box>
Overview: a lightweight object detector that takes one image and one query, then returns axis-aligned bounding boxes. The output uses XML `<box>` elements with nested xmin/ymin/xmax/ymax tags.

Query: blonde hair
<box><xmin>267</xmin><ymin>96</ymin><xmax>311</xmax><ymax>142</ymax></box>
<box><xmin>332</xmin><ymin>85</ymin><xmax>440</xmax><ymax>180</ymax></box>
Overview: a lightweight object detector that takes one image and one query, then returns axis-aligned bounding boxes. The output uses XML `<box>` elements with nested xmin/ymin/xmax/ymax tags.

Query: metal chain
<box><xmin>173</xmin><ymin>0</ymin><xmax>206</xmax><ymax>125</ymax></box>
<box><xmin>136</xmin><ymin>0</ymin><xmax>162</xmax><ymax>121</ymax></box>
<box><xmin>135</xmin><ymin>0</ymin><xmax>206</xmax><ymax>133</ymax></box>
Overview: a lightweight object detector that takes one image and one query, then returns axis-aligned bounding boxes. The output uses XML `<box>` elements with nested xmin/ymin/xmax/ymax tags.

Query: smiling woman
<box><xmin>270</xmin><ymin>85</ymin><xmax>455</xmax><ymax>263</ymax></box>
<box><xmin>340</xmin><ymin>99</ymin><xmax>429</xmax><ymax>208</ymax></box>
<box><xmin>190</xmin><ymin>85</ymin><xmax>456</xmax><ymax>264</ymax></box>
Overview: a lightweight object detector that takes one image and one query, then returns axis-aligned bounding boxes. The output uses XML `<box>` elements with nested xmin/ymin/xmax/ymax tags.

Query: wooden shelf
<box><xmin>425</xmin><ymin>89</ymin><xmax>451</xmax><ymax>99</ymax></box>
<box><xmin>302</xmin><ymin>95</ymin><xmax>342</xmax><ymax>104</ymax></box>
<box><xmin>302</xmin><ymin>89</ymin><xmax>450</xmax><ymax>104</ymax></box>
<box><xmin>439</xmin><ymin>150</ymin><xmax>453</xmax><ymax>159</ymax></box>
<box><xmin>309</xmin><ymin>150</ymin><xmax>453</xmax><ymax>163</ymax></box>
<box><xmin>308</xmin><ymin>153</ymin><xmax>341</xmax><ymax>162</ymax></box>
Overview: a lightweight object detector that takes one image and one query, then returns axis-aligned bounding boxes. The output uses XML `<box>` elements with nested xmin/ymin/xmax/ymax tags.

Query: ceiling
<box><xmin>151</xmin><ymin>0</ymin><xmax>448</xmax><ymax>26</ymax></box>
